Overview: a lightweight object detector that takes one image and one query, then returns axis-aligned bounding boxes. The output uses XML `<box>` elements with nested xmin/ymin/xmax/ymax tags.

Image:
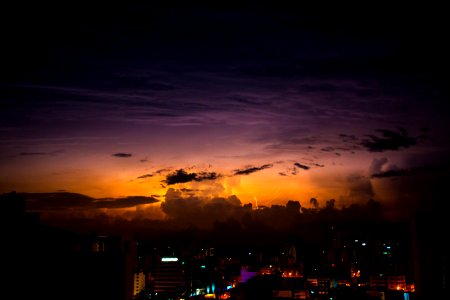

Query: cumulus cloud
<box><xmin>369</xmin><ymin>157</ymin><xmax>389</xmax><ymax>174</ymax></box>
<box><xmin>368</xmin><ymin>157</ymin><xmax>407</xmax><ymax>179</ymax></box>
<box><xmin>160</xmin><ymin>188</ymin><xmax>310</xmax><ymax>228</ymax></box>
<box><xmin>160</xmin><ymin>188</ymin><xmax>242</xmax><ymax>226</ymax></box>
<box><xmin>345</xmin><ymin>173</ymin><xmax>375</xmax><ymax>203</ymax></box>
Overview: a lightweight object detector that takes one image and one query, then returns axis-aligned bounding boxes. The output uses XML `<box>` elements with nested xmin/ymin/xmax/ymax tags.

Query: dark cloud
<box><xmin>371</xmin><ymin>169</ymin><xmax>409</xmax><ymax>178</ymax></box>
<box><xmin>164</xmin><ymin>169</ymin><xmax>219</xmax><ymax>185</ymax></box>
<box><xmin>20</xmin><ymin>150</ymin><xmax>63</xmax><ymax>156</ymax></box>
<box><xmin>346</xmin><ymin>174</ymin><xmax>374</xmax><ymax>203</ymax></box>
<box><xmin>312</xmin><ymin>163</ymin><xmax>325</xmax><ymax>167</ymax></box>
<box><xmin>361</xmin><ymin>128</ymin><xmax>417</xmax><ymax>152</ymax></box>
<box><xmin>155</xmin><ymin>168</ymin><xmax>172</xmax><ymax>174</ymax></box>
<box><xmin>112</xmin><ymin>153</ymin><xmax>132</xmax><ymax>158</ymax></box>
<box><xmin>371</xmin><ymin>164</ymin><xmax>450</xmax><ymax>178</ymax></box>
<box><xmin>20</xmin><ymin>152</ymin><xmax>50</xmax><ymax>156</ymax></box>
<box><xmin>160</xmin><ymin>189</ymin><xmax>202</xmax><ymax>220</ymax></box>
<box><xmin>196</xmin><ymin>171</ymin><xmax>219</xmax><ymax>181</ymax></box>
<box><xmin>279</xmin><ymin>172</ymin><xmax>288</xmax><ymax>176</ymax></box>
<box><xmin>321</xmin><ymin>147</ymin><xmax>335</xmax><ymax>152</ymax></box>
<box><xmin>233</xmin><ymin>164</ymin><xmax>273</xmax><ymax>176</ymax></box>
<box><xmin>339</xmin><ymin>134</ymin><xmax>359</xmax><ymax>141</ymax></box>
<box><xmin>24</xmin><ymin>192</ymin><xmax>94</xmax><ymax>210</ymax></box>
<box><xmin>94</xmin><ymin>196</ymin><xmax>158</xmax><ymax>209</ymax></box>
<box><xmin>160</xmin><ymin>188</ymin><xmax>326</xmax><ymax>229</ymax></box>
<box><xmin>164</xmin><ymin>169</ymin><xmax>196</xmax><ymax>185</ymax></box>
<box><xmin>137</xmin><ymin>174</ymin><xmax>153</xmax><ymax>179</ymax></box>
<box><xmin>294</xmin><ymin>162</ymin><xmax>310</xmax><ymax>170</ymax></box>
<box><xmin>22</xmin><ymin>192</ymin><xmax>158</xmax><ymax>211</ymax></box>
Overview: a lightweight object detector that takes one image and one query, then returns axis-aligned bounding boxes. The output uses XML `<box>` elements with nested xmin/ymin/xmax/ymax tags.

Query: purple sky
<box><xmin>1</xmin><ymin>1</ymin><xmax>449</xmax><ymax>224</ymax></box>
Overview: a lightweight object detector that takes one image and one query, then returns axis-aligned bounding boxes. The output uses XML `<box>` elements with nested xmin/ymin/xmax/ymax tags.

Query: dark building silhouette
<box><xmin>0</xmin><ymin>191</ymin><xmax>136</xmax><ymax>300</ymax></box>
<box><xmin>412</xmin><ymin>209</ymin><xmax>449</xmax><ymax>300</ymax></box>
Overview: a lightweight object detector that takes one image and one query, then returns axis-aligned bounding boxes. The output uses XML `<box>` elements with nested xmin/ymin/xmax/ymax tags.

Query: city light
<box><xmin>161</xmin><ymin>257</ymin><xmax>178</xmax><ymax>262</ymax></box>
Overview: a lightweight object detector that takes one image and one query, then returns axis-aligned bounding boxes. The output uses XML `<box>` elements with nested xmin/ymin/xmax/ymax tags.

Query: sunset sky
<box><xmin>1</xmin><ymin>1</ymin><xmax>449</xmax><ymax>224</ymax></box>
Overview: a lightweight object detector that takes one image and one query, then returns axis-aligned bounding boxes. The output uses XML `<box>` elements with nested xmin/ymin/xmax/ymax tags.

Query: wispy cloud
<box><xmin>233</xmin><ymin>164</ymin><xmax>273</xmax><ymax>175</ymax></box>
<box><xmin>94</xmin><ymin>196</ymin><xmax>158</xmax><ymax>208</ymax></box>
<box><xmin>137</xmin><ymin>174</ymin><xmax>153</xmax><ymax>179</ymax></box>
<box><xmin>20</xmin><ymin>150</ymin><xmax>64</xmax><ymax>156</ymax></box>
<box><xmin>112</xmin><ymin>153</ymin><xmax>132</xmax><ymax>158</ymax></box>
<box><xmin>294</xmin><ymin>162</ymin><xmax>310</xmax><ymax>170</ymax></box>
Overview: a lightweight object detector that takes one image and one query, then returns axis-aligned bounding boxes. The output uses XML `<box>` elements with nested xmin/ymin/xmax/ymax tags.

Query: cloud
<box><xmin>361</xmin><ymin>128</ymin><xmax>417</xmax><ymax>152</ymax></box>
<box><xmin>164</xmin><ymin>169</ymin><xmax>220</xmax><ymax>185</ymax></box>
<box><xmin>371</xmin><ymin>169</ymin><xmax>409</xmax><ymax>178</ymax></box>
<box><xmin>20</xmin><ymin>150</ymin><xmax>64</xmax><ymax>156</ymax></box>
<box><xmin>24</xmin><ymin>192</ymin><xmax>94</xmax><ymax>210</ymax></box>
<box><xmin>346</xmin><ymin>173</ymin><xmax>374</xmax><ymax>203</ymax></box>
<box><xmin>137</xmin><ymin>174</ymin><xmax>153</xmax><ymax>179</ymax></box>
<box><xmin>160</xmin><ymin>188</ymin><xmax>242</xmax><ymax>225</ymax></box>
<box><xmin>112</xmin><ymin>153</ymin><xmax>132</xmax><ymax>158</ymax></box>
<box><xmin>164</xmin><ymin>169</ymin><xmax>196</xmax><ymax>184</ymax></box>
<box><xmin>294</xmin><ymin>162</ymin><xmax>310</xmax><ymax>170</ymax></box>
<box><xmin>196</xmin><ymin>171</ymin><xmax>220</xmax><ymax>181</ymax></box>
<box><xmin>371</xmin><ymin>164</ymin><xmax>449</xmax><ymax>178</ymax></box>
<box><xmin>159</xmin><ymin>188</ymin><xmax>306</xmax><ymax>229</ymax></box>
<box><xmin>369</xmin><ymin>157</ymin><xmax>389</xmax><ymax>174</ymax></box>
<box><xmin>339</xmin><ymin>134</ymin><xmax>359</xmax><ymax>142</ymax></box>
<box><xmin>155</xmin><ymin>168</ymin><xmax>172</xmax><ymax>174</ymax></box>
<box><xmin>22</xmin><ymin>192</ymin><xmax>158</xmax><ymax>211</ymax></box>
<box><xmin>233</xmin><ymin>164</ymin><xmax>273</xmax><ymax>175</ymax></box>
<box><xmin>321</xmin><ymin>147</ymin><xmax>335</xmax><ymax>152</ymax></box>
<box><xmin>20</xmin><ymin>152</ymin><xmax>50</xmax><ymax>156</ymax></box>
<box><xmin>93</xmin><ymin>196</ymin><xmax>158</xmax><ymax>208</ymax></box>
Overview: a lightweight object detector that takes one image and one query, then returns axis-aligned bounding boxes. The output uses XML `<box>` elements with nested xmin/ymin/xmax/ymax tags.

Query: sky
<box><xmin>1</xmin><ymin>1</ymin><xmax>449</xmax><ymax>227</ymax></box>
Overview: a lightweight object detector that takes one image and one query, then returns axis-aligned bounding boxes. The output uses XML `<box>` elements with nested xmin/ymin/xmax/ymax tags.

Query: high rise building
<box><xmin>153</xmin><ymin>256</ymin><xmax>185</xmax><ymax>296</ymax></box>
<box><xmin>133</xmin><ymin>271</ymin><xmax>145</xmax><ymax>297</ymax></box>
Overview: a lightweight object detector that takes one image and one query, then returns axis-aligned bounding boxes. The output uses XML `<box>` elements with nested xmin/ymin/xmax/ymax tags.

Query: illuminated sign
<box><xmin>161</xmin><ymin>257</ymin><xmax>179</xmax><ymax>262</ymax></box>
